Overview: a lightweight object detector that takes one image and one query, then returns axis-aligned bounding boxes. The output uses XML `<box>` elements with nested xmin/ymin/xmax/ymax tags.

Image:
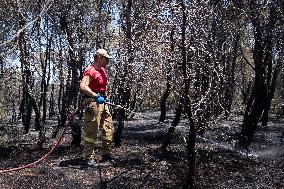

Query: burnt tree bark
<box><xmin>18</xmin><ymin>14</ymin><xmax>42</xmax><ymax>136</ymax></box>
<box><xmin>223</xmin><ymin>34</ymin><xmax>239</xmax><ymax>118</ymax></box>
<box><xmin>159</xmin><ymin>1</ymin><xmax>196</xmax><ymax>187</ymax></box>
<box><xmin>61</xmin><ymin>12</ymin><xmax>81</xmax><ymax>146</ymax></box>
<box><xmin>179</xmin><ymin>1</ymin><xmax>195</xmax><ymax>188</ymax></box>
<box><xmin>49</xmin><ymin>84</ymin><xmax>55</xmax><ymax>118</ymax></box>
<box><xmin>52</xmin><ymin>10</ymin><xmax>82</xmax><ymax>147</ymax></box>
<box><xmin>38</xmin><ymin>15</ymin><xmax>52</xmax><ymax>124</ymax></box>
<box><xmin>159</xmin><ymin>27</ymin><xmax>175</xmax><ymax>122</ymax></box>
<box><xmin>161</xmin><ymin>102</ymin><xmax>183</xmax><ymax>150</ymax></box>
<box><xmin>113</xmin><ymin>0</ymin><xmax>133</xmax><ymax>147</ymax></box>
<box><xmin>261</xmin><ymin>61</ymin><xmax>281</xmax><ymax>126</ymax></box>
<box><xmin>238</xmin><ymin>3</ymin><xmax>278</xmax><ymax>149</ymax></box>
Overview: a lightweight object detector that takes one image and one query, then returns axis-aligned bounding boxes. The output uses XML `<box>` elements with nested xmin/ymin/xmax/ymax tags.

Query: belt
<box><xmin>83</xmin><ymin>92</ymin><xmax>106</xmax><ymax>99</ymax></box>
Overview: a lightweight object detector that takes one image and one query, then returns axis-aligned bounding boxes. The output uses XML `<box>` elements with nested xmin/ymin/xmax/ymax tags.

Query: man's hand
<box><xmin>95</xmin><ymin>94</ymin><xmax>105</xmax><ymax>104</ymax></box>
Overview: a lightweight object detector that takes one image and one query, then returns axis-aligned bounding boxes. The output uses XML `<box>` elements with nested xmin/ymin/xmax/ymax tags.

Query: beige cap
<box><xmin>95</xmin><ymin>49</ymin><xmax>112</xmax><ymax>59</ymax></box>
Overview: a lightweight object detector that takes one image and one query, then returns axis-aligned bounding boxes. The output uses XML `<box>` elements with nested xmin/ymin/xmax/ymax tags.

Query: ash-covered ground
<box><xmin>0</xmin><ymin>111</ymin><xmax>283</xmax><ymax>188</ymax></box>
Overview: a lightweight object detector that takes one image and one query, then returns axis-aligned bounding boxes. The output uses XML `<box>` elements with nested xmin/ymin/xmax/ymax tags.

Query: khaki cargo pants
<box><xmin>83</xmin><ymin>99</ymin><xmax>113</xmax><ymax>159</ymax></box>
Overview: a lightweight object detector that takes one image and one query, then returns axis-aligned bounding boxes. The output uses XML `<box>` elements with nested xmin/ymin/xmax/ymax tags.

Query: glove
<box><xmin>95</xmin><ymin>94</ymin><xmax>105</xmax><ymax>104</ymax></box>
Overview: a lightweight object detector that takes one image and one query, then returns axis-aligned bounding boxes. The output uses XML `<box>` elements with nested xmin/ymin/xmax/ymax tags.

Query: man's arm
<box><xmin>80</xmin><ymin>75</ymin><xmax>97</xmax><ymax>98</ymax></box>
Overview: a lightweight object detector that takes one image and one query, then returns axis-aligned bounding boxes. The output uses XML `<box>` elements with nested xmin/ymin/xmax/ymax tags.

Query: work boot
<box><xmin>87</xmin><ymin>159</ymin><xmax>95</xmax><ymax>166</ymax></box>
<box><xmin>85</xmin><ymin>154</ymin><xmax>97</xmax><ymax>167</ymax></box>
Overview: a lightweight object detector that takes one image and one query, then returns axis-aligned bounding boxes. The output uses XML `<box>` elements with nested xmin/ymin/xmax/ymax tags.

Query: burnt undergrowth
<box><xmin>0</xmin><ymin>112</ymin><xmax>283</xmax><ymax>188</ymax></box>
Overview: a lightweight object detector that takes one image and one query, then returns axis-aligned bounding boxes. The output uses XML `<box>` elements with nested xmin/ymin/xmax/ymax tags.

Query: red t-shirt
<box><xmin>83</xmin><ymin>64</ymin><xmax>108</xmax><ymax>93</ymax></box>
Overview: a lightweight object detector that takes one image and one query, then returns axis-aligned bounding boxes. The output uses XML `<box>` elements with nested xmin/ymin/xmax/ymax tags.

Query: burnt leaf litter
<box><xmin>0</xmin><ymin>111</ymin><xmax>283</xmax><ymax>189</ymax></box>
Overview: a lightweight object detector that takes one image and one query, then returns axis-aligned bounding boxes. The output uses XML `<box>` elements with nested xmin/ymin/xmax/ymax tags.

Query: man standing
<box><xmin>80</xmin><ymin>48</ymin><xmax>113</xmax><ymax>166</ymax></box>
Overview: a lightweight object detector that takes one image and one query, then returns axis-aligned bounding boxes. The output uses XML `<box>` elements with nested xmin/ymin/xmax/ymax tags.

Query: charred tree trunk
<box><xmin>19</xmin><ymin>82</ymin><xmax>43</xmax><ymax>143</ymax></box>
<box><xmin>53</xmin><ymin>12</ymin><xmax>80</xmax><ymax>146</ymax></box>
<box><xmin>261</xmin><ymin>60</ymin><xmax>281</xmax><ymax>126</ymax></box>
<box><xmin>179</xmin><ymin>1</ymin><xmax>196</xmax><ymax>188</ymax></box>
<box><xmin>52</xmin><ymin>53</ymin><xmax>65</xmax><ymax>138</ymax></box>
<box><xmin>241</xmin><ymin>80</ymin><xmax>252</xmax><ymax>105</ymax></box>
<box><xmin>113</xmin><ymin>0</ymin><xmax>133</xmax><ymax>147</ymax></box>
<box><xmin>159</xmin><ymin>81</ymin><xmax>172</xmax><ymax>122</ymax></box>
<box><xmin>49</xmin><ymin>84</ymin><xmax>55</xmax><ymax>118</ymax></box>
<box><xmin>95</xmin><ymin>0</ymin><xmax>103</xmax><ymax>48</ymax></box>
<box><xmin>18</xmin><ymin>14</ymin><xmax>32</xmax><ymax>134</ymax></box>
<box><xmin>63</xmin><ymin>17</ymin><xmax>80</xmax><ymax>146</ymax></box>
<box><xmin>39</xmin><ymin>28</ymin><xmax>51</xmax><ymax>124</ymax></box>
<box><xmin>161</xmin><ymin>2</ymin><xmax>197</xmax><ymax>186</ymax></box>
<box><xmin>19</xmin><ymin>86</ymin><xmax>32</xmax><ymax>134</ymax></box>
<box><xmin>161</xmin><ymin>102</ymin><xmax>183</xmax><ymax>150</ymax></box>
<box><xmin>27</xmin><ymin>89</ymin><xmax>44</xmax><ymax>146</ymax></box>
<box><xmin>70</xmin><ymin>118</ymin><xmax>81</xmax><ymax>147</ymax></box>
<box><xmin>159</xmin><ymin>27</ymin><xmax>174</xmax><ymax>122</ymax></box>
<box><xmin>113</xmin><ymin>65</ymin><xmax>131</xmax><ymax>147</ymax></box>
<box><xmin>238</xmin><ymin>5</ymin><xmax>276</xmax><ymax>149</ymax></box>
<box><xmin>130</xmin><ymin>67</ymin><xmax>146</xmax><ymax>113</ymax></box>
<box><xmin>224</xmin><ymin>34</ymin><xmax>239</xmax><ymax>118</ymax></box>
<box><xmin>18</xmin><ymin>14</ymin><xmax>42</xmax><ymax>136</ymax></box>
<box><xmin>113</xmin><ymin>109</ymin><xmax>125</xmax><ymax>147</ymax></box>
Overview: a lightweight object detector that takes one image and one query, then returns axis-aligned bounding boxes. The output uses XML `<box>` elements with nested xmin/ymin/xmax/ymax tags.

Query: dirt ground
<box><xmin>0</xmin><ymin>111</ymin><xmax>283</xmax><ymax>189</ymax></box>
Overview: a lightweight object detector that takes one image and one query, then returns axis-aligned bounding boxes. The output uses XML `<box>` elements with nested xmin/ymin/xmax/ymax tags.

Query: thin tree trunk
<box><xmin>224</xmin><ymin>34</ymin><xmax>239</xmax><ymax>118</ymax></box>
<box><xmin>261</xmin><ymin>59</ymin><xmax>281</xmax><ymax>126</ymax></box>
<box><xmin>179</xmin><ymin>1</ymin><xmax>196</xmax><ymax>187</ymax></box>
<box><xmin>239</xmin><ymin>5</ymin><xmax>277</xmax><ymax>149</ymax></box>
<box><xmin>159</xmin><ymin>27</ymin><xmax>174</xmax><ymax>122</ymax></box>
<box><xmin>49</xmin><ymin>84</ymin><xmax>55</xmax><ymax>118</ymax></box>
<box><xmin>18</xmin><ymin>13</ymin><xmax>42</xmax><ymax>134</ymax></box>
<box><xmin>113</xmin><ymin>0</ymin><xmax>133</xmax><ymax>147</ymax></box>
<box><xmin>161</xmin><ymin>102</ymin><xmax>183</xmax><ymax>150</ymax></box>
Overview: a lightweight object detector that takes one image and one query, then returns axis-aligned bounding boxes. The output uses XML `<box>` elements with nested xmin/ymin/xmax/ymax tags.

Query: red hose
<box><xmin>0</xmin><ymin>101</ymin><xmax>90</xmax><ymax>174</ymax></box>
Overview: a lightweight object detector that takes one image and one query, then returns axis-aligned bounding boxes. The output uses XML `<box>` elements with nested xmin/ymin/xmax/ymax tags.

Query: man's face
<box><xmin>99</xmin><ymin>56</ymin><xmax>109</xmax><ymax>66</ymax></box>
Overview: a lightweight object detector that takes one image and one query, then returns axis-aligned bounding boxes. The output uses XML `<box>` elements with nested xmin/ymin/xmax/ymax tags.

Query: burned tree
<box><xmin>159</xmin><ymin>27</ymin><xmax>175</xmax><ymax>122</ymax></box>
<box><xmin>113</xmin><ymin>0</ymin><xmax>133</xmax><ymax>147</ymax></box>
<box><xmin>238</xmin><ymin>1</ymin><xmax>284</xmax><ymax>149</ymax></box>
